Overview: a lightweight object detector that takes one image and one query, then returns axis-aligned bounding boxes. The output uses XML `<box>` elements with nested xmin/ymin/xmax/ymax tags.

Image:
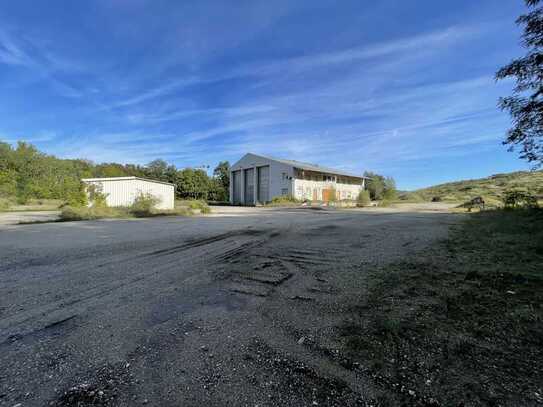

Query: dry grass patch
<box><xmin>59</xmin><ymin>205</ymin><xmax>193</xmax><ymax>221</ymax></box>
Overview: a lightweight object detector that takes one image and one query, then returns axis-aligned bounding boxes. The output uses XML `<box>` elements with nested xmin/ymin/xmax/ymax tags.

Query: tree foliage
<box><xmin>212</xmin><ymin>161</ymin><xmax>230</xmax><ymax>201</ymax></box>
<box><xmin>363</xmin><ymin>171</ymin><xmax>397</xmax><ymax>201</ymax></box>
<box><xmin>364</xmin><ymin>171</ymin><xmax>384</xmax><ymax>200</ymax></box>
<box><xmin>176</xmin><ymin>168</ymin><xmax>211</xmax><ymax>200</ymax></box>
<box><xmin>496</xmin><ymin>0</ymin><xmax>543</xmax><ymax>166</ymax></box>
<box><xmin>502</xmin><ymin>189</ymin><xmax>539</xmax><ymax>209</ymax></box>
<box><xmin>357</xmin><ymin>190</ymin><xmax>371</xmax><ymax>206</ymax></box>
<box><xmin>383</xmin><ymin>177</ymin><xmax>397</xmax><ymax>200</ymax></box>
<box><xmin>0</xmin><ymin>140</ymin><xmax>227</xmax><ymax>205</ymax></box>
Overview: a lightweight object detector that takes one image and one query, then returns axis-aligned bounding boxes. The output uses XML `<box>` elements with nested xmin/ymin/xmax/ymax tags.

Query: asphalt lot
<box><xmin>0</xmin><ymin>206</ymin><xmax>460</xmax><ymax>406</ymax></box>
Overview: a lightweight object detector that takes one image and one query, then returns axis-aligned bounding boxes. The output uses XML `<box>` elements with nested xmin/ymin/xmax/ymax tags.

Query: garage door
<box><xmin>257</xmin><ymin>166</ymin><xmax>270</xmax><ymax>203</ymax></box>
<box><xmin>244</xmin><ymin>168</ymin><xmax>254</xmax><ymax>205</ymax></box>
<box><xmin>232</xmin><ymin>170</ymin><xmax>241</xmax><ymax>204</ymax></box>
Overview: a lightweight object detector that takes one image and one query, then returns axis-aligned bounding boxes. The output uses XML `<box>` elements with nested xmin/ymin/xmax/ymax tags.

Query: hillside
<box><xmin>407</xmin><ymin>170</ymin><xmax>543</xmax><ymax>204</ymax></box>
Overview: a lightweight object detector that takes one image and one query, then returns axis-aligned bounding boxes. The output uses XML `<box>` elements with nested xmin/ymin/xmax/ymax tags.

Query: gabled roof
<box><xmin>81</xmin><ymin>176</ymin><xmax>175</xmax><ymax>187</ymax></box>
<box><xmin>248</xmin><ymin>153</ymin><xmax>369</xmax><ymax>179</ymax></box>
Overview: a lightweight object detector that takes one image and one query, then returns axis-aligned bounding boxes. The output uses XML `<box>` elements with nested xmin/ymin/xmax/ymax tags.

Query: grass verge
<box><xmin>176</xmin><ymin>199</ymin><xmax>211</xmax><ymax>214</ymax></box>
<box><xmin>1</xmin><ymin>198</ymin><xmax>63</xmax><ymax>212</ymax></box>
<box><xmin>265</xmin><ymin>196</ymin><xmax>301</xmax><ymax>207</ymax></box>
<box><xmin>59</xmin><ymin>205</ymin><xmax>193</xmax><ymax>221</ymax></box>
<box><xmin>338</xmin><ymin>209</ymin><xmax>543</xmax><ymax>405</ymax></box>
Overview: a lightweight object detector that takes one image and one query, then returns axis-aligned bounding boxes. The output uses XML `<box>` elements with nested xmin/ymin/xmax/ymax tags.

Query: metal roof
<box><xmin>81</xmin><ymin>176</ymin><xmax>175</xmax><ymax>187</ymax></box>
<box><xmin>249</xmin><ymin>153</ymin><xmax>369</xmax><ymax>179</ymax></box>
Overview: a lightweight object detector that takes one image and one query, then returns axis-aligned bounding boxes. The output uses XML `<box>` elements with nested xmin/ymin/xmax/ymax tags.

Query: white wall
<box><xmin>293</xmin><ymin>178</ymin><xmax>363</xmax><ymax>201</ymax></box>
<box><xmin>230</xmin><ymin>153</ymin><xmax>293</xmax><ymax>204</ymax></box>
<box><xmin>84</xmin><ymin>178</ymin><xmax>175</xmax><ymax>209</ymax></box>
<box><xmin>230</xmin><ymin>153</ymin><xmax>365</xmax><ymax>203</ymax></box>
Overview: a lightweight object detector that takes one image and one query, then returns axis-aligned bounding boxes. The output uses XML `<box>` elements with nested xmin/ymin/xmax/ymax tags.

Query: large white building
<box><xmin>230</xmin><ymin>153</ymin><xmax>368</xmax><ymax>205</ymax></box>
<box><xmin>81</xmin><ymin>177</ymin><xmax>175</xmax><ymax>210</ymax></box>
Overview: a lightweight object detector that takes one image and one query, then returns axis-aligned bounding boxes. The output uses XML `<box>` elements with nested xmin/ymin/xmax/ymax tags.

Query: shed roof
<box><xmin>248</xmin><ymin>153</ymin><xmax>369</xmax><ymax>179</ymax></box>
<box><xmin>81</xmin><ymin>176</ymin><xmax>175</xmax><ymax>187</ymax></box>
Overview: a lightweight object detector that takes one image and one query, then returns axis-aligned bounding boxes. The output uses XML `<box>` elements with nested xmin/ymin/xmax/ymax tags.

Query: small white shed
<box><xmin>81</xmin><ymin>177</ymin><xmax>175</xmax><ymax>210</ymax></box>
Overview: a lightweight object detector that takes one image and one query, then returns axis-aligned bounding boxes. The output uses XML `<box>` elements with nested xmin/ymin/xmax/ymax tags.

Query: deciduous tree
<box><xmin>497</xmin><ymin>0</ymin><xmax>543</xmax><ymax>166</ymax></box>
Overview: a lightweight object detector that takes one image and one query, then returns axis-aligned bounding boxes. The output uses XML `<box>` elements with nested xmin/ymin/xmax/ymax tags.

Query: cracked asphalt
<box><xmin>0</xmin><ymin>206</ymin><xmax>460</xmax><ymax>406</ymax></box>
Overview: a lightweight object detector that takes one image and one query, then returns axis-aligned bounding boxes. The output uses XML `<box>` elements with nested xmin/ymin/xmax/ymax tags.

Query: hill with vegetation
<box><xmin>404</xmin><ymin>170</ymin><xmax>543</xmax><ymax>205</ymax></box>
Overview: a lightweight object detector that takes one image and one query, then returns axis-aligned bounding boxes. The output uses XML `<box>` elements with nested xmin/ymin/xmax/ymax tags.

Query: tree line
<box><xmin>0</xmin><ymin>141</ymin><xmax>230</xmax><ymax>205</ymax></box>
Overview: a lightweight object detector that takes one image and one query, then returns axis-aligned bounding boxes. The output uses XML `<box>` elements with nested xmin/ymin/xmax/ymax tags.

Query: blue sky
<box><xmin>0</xmin><ymin>0</ymin><xmax>530</xmax><ymax>189</ymax></box>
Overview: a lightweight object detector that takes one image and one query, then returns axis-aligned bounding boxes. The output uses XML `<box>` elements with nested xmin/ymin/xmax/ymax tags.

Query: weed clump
<box><xmin>0</xmin><ymin>197</ymin><xmax>14</xmax><ymax>211</ymax></box>
<box><xmin>60</xmin><ymin>206</ymin><xmax>129</xmax><ymax>221</ymax></box>
<box><xmin>130</xmin><ymin>192</ymin><xmax>160</xmax><ymax>217</ymax></box>
<box><xmin>356</xmin><ymin>190</ymin><xmax>371</xmax><ymax>207</ymax></box>
<box><xmin>186</xmin><ymin>200</ymin><xmax>211</xmax><ymax>214</ymax></box>
<box><xmin>60</xmin><ymin>192</ymin><xmax>198</xmax><ymax>221</ymax></box>
<box><xmin>268</xmin><ymin>195</ymin><xmax>300</xmax><ymax>206</ymax></box>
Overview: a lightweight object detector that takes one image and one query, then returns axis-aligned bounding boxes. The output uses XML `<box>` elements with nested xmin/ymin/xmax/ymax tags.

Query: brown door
<box><xmin>322</xmin><ymin>189</ymin><xmax>332</xmax><ymax>202</ymax></box>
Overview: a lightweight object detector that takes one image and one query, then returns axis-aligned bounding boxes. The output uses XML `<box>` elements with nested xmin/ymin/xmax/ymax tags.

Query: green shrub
<box><xmin>187</xmin><ymin>200</ymin><xmax>200</xmax><ymax>210</ymax></box>
<box><xmin>186</xmin><ymin>200</ymin><xmax>205</xmax><ymax>210</ymax></box>
<box><xmin>409</xmin><ymin>192</ymin><xmax>425</xmax><ymax>202</ymax></box>
<box><xmin>130</xmin><ymin>192</ymin><xmax>160</xmax><ymax>216</ymax></box>
<box><xmin>189</xmin><ymin>200</ymin><xmax>211</xmax><ymax>214</ymax></box>
<box><xmin>502</xmin><ymin>190</ymin><xmax>539</xmax><ymax>209</ymax></box>
<box><xmin>87</xmin><ymin>184</ymin><xmax>108</xmax><ymax>208</ymax></box>
<box><xmin>383</xmin><ymin>190</ymin><xmax>397</xmax><ymax>200</ymax></box>
<box><xmin>65</xmin><ymin>183</ymin><xmax>88</xmax><ymax>207</ymax></box>
<box><xmin>16</xmin><ymin>195</ymin><xmax>28</xmax><ymax>205</ymax></box>
<box><xmin>379</xmin><ymin>199</ymin><xmax>393</xmax><ymax>207</ymax></box>
<box><xmin>269</xmin><ymin>195</ymin><xmax>300</xmax><ymax>205</ymax></box>
<box><xmin>177</xmin><ymin>199</ymin><xmax>211</xmax><ymax>214</ymax></box>
<box><xmin>0</xmin><ymin>197</ymin><xmax>13</xmax><ymax>211</ymax></box>
<box><xmin>357</xmin><ymin>190</ymin><xmax>371</xmax><ymax>207</ymax></box>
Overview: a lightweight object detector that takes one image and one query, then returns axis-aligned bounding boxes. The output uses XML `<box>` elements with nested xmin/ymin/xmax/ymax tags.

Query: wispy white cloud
<box><xmin>82</xmin><ymin>24</ymin><xmax>484</xmax><ymax>115</ymax></box>
<box><xmin>237</xmin><ymin>24</ymin><xmax>483</xmax><ymax>78</ymax></box>
<box><xmin>0</xmin><ymin>31</ymin><xmax>31</xmax><ymax>66</ymax></box>
<box><xmin>104</xmin><ymin>78</ymin><xmax>202</xmax><ymax>109</ymax></box>
<box><xmin>124</xmin><ymin>104</ymin><xmax>276</xmax><ymax>125</ymax></box>
<box><xmin>0</xmin><ymin>26</ymin><xmax>89</xmax><ymax>99</ymax></box>
<box><xmin>0</xmin><ymin>1</ymin><xmax>524</xmax><ymax>189</ymax></box>
<box><xmin>1</xmin><ymin>130</ymin><xmax>59</xmax><ymax>144</ymax></box>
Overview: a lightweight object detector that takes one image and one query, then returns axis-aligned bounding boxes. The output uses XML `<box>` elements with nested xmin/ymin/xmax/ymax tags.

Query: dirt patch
<box><xmin>0</xmin><ymin>210</ymin><xmax>60</xmax><ymax>226</ymax></box>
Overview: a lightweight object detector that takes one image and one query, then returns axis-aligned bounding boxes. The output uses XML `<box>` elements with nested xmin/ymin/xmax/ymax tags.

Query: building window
<box><xmin>281</xmin><ymin>188</ymin><xmax>288</xmax><ymax>195</ymax></box>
